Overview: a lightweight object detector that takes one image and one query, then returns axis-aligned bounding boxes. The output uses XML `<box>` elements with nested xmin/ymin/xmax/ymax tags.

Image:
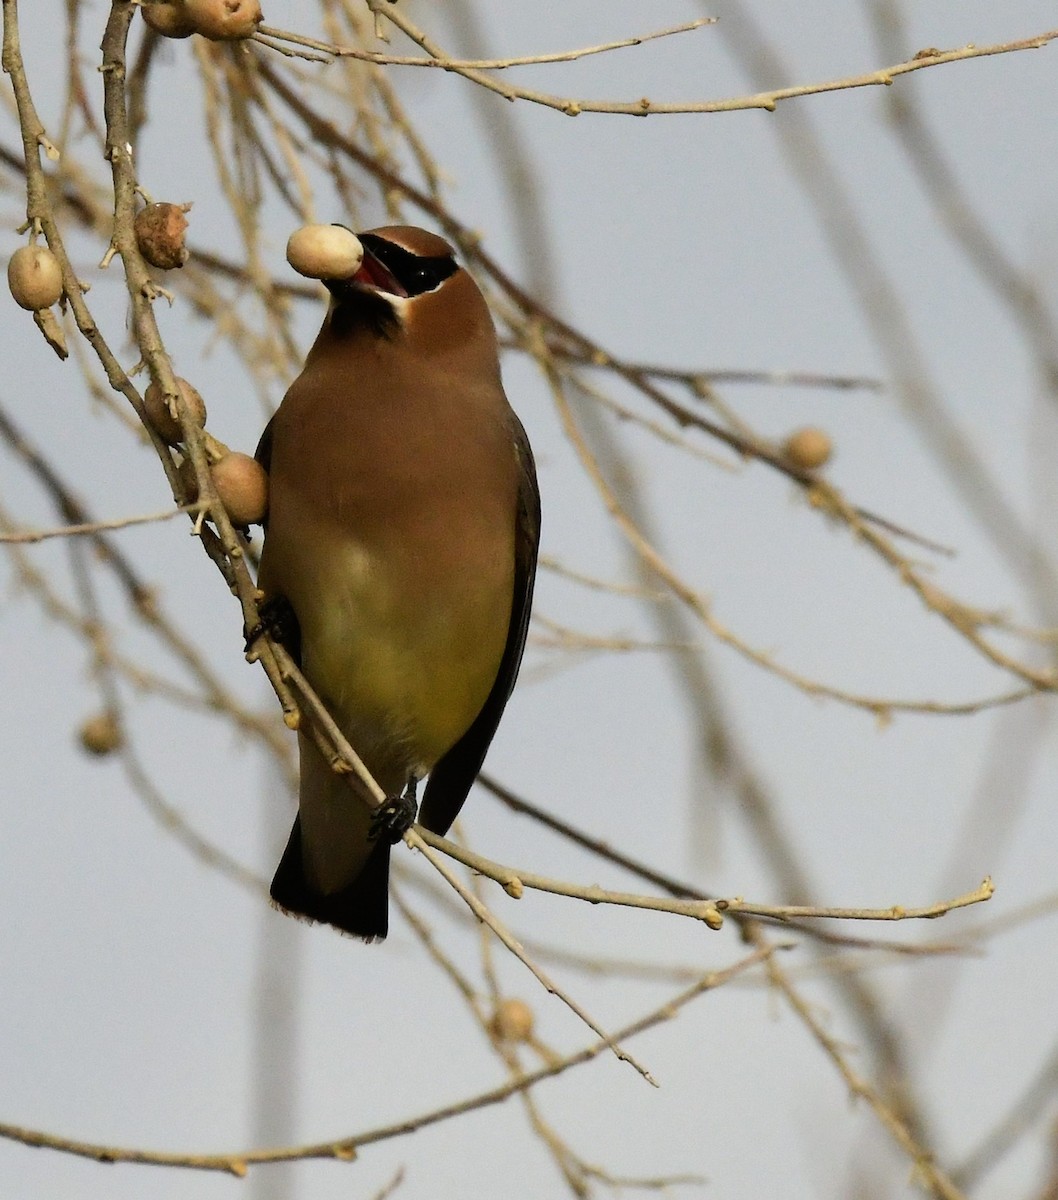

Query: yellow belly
<box><xmin>261</xmin><ymin>506</ymin><xmax>513</xmax><ymax>795</ymax></box>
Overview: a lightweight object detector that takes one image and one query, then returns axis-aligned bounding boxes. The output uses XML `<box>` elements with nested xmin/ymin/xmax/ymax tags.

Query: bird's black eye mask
<box><xmin>358</xmin><ymin>232</ymin><xmax>458</xmax><ymax>297</ymax></box>
<box><xmin>326</xmin><ymin>229</ymin><xmax>459</xmax><ymax>339</ymax></box>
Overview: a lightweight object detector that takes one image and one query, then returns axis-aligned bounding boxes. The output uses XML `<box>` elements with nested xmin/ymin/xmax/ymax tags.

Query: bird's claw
<box><xmin>245</xmin><ymin>594</ymin><xmax>299</xmax><ymax>654</ymax></box>
<box><xmin>369</xmin><ymin>793</ymin><xmax>418</xmax><ymax>844</ymax></box>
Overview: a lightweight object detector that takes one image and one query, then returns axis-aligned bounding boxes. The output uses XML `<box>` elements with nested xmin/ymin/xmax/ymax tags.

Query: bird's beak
<box><xmin>325</xmin><ymin>245</ymin><xmax>408</xmax><ymax>300</ymax></box>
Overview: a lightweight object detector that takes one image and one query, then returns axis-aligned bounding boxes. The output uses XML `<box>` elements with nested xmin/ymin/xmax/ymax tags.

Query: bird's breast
<box><xmin>258</xmin><ymin>358</ymin><xmax>519</xmax><ymax>788</ymax></box>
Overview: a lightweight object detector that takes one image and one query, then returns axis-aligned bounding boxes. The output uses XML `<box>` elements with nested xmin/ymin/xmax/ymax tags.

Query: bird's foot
<box><xmin>245</xmin><ymin>594</ymin><xmax>301</xmax><ymax>657</ymax></box>
<box><xmin>369</xmin><ymin>784</ymin><xmax>418</xmax><ymax>845</ymax></box>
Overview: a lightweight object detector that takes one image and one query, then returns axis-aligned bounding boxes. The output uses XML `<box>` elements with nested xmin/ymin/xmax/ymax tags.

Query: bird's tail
<box><xmin>270</xmin><ymin>815</ymin><xmax>392</xmax><ymax>941</ymax></box>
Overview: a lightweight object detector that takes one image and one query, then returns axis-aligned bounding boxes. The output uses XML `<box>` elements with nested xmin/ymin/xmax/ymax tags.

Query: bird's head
<box><xmin>323</xmin><ymin>226</ymin><xmax>495</xmax><ymax>362</ymax></box>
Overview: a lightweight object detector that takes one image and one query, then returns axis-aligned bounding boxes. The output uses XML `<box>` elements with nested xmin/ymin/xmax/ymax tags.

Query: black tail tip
<box><xmin>270</xmin><ymin>817</ymin><xmax>391</xmax><ymax>941</ymax></box>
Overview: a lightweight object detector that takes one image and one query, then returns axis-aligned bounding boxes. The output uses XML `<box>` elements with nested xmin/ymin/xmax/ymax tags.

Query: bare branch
<box><xmin>255</xmin><ymin>17</ymin><xmax>716</xmax><ymax>71</ymax></box>
<box><xmin>0</xmin><ymin>946</ymin><xmax>772</xmax><ymax>1173</ymax></box>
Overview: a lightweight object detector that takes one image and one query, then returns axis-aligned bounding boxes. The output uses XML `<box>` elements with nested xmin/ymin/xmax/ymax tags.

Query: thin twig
<box><xmin>749</xmin><ymin>926</ymin><xmax>967</xmax><ymax>1200</ymax></box>
<box><xmin>274</xmin><ymin>650</ymin><xmax>658</xmax><ymax>1084</ymax></box>
<box><xmin>0</xmin><ymin>501</ymin><xmax>204</xmax><ymax>543</ymax></box>
<box><xmin>255</xmin><ymin>17</ymin><xmax>715</xmax><ymax>71</ymax></box>
<box><xmin>416</xmin><ymin>827</ymin><xmax>992</xmax><ymax>927</ymax></box>
<box><xmin>369</xmin><ymin>6</ymin><xmax>1058</xmax><ymax>118</ymax></box>
<box><xmin>0</xmin><ymin>946</ymin><xmax>772</xmax><ymax>1173</ymax></box>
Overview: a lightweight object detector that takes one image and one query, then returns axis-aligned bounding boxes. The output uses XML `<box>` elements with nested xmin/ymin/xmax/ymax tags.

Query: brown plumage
<box><xmin>256</xmin><ymin>226</ymin><xmax>539</xmax><ymax>940</ymax></box>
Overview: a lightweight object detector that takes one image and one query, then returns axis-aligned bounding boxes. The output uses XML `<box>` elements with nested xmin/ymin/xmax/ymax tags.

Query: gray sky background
<box><xmin>3</xmin><ymin>3</ymin><xmax>1058</xmax><ymax>1197</ymax></box>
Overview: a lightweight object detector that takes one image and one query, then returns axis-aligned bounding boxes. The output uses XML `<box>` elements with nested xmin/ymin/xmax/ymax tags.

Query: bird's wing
<box><xmin>252</xmin><ymin>414</ymin><xmax>305</xmax><ymax>667</ymax></box>
<box><xmin>254</xmin><ymin>415</ymin><xmax>275</xmax><ymax>494</ymax></box>
<box><xmin>417</xmin><ymin>411</ymin><xmax>540</xmax><ymax>835</ymax></box>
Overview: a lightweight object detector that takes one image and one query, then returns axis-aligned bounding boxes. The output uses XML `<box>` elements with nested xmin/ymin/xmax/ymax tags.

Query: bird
<box><xmin>254</xmin><ymin>225</ymin><xmax>540</xmax><ymax>941</ymax></box>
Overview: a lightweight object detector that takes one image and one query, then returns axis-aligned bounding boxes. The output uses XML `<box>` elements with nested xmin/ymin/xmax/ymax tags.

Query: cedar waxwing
<box><xmin>255</xmin><ymin>225</ymin><xmax>540</xmax><ymax>941</ymax></box>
